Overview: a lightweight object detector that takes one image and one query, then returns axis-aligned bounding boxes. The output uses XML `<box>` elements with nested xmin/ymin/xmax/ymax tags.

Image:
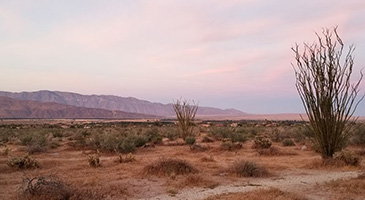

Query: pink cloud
<box><xmin>183</xmin><ymin>66</ymin><xmax>239</xmax><ymax>78</ymax></box>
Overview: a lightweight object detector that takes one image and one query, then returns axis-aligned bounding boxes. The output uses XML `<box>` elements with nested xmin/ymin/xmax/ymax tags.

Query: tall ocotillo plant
<box><xmin>292</xmin><ymin>27</ymin><xmax>363</xmax><ymax>159</ymax></box>
<box><xmin>173</xmin><ymin>99</ymin><xmax>198</xmax><ymax>139</ymax></box>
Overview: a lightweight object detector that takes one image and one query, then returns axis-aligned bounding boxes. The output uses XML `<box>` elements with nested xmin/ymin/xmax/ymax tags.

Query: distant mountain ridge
<box><xmin>0</xmin><ymin>96</ymin><xmax>157</xmax><ymax>119</ymax></box>
<box><xmin>0</xmin><ymin>90</ymin><xmax>247</xmax><ymax>117</ymax></box>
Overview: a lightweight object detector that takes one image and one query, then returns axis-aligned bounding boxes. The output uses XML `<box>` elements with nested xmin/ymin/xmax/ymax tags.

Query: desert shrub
<box><xmin>209</xmin><ymin>127</ymin><xmax>247</xmax><ymax>143</ymax></box>
<box><xmin>146</xmin><ymin>128</ymin><xmax>163</xmax><ymax>144</ymax></box>
<box><xmin>257</xmin><ymin>146</ymin><xmax>297</xmax><ymax>156</ymax></box>
<box><xmin>52</xmin><ymin>131</ymin><xmax>64</xmax><ymax>138</ymax></box>
<box><xmin>185</xmin><ymin>137</ymin><xmax>196</xmax><ymax>145</ymax></box>
<box><xmin>0</xmin><ymin>129</ymin><xmax>15</xmax><ymax>143</ymax></box>
<box><xmin>88</xmin><ymin>151</ymin><xmax>101</xmax><ymax>167</ymax></box>
<box><xmin>282</xmin><ymin>139</ymin><xmax>295</xmax><ymax>146</ymax></box>
<box><xmin>19</xmin><ymin>132</ymin><xmax>48</xmax><ymax>154</ymax></box>
<box><xmin>202</xmin><ymin>136</ymin><xmax>214</xmax><ymax>143</ymax></box>
<box><xmin>293</xmin><ymin>125</ymin><xmax>312</xmax><ymax>142</ymax></box>
<box><xmin>116</xmin><ymin>153</ymin><xmax>135</xmax><ymax>163</ymax></box>
<box><xmin>253</xmin><ymin>135</ymin><xmax>272</xmax><ymax>149</ymax></box>
<box><xmin>190</xmin><ymin>144</ymin><xmax>208</xmax><ymax>152</ymax></box>
<box><xmin>333</xmin><ymin>150</ymin><xmax>361</xmax><ymax>166</ymax></box>
<box><xmin>220</xmin><ymin>141</ymin><xmax>242</xmax><ymax>151</ymax></box>
<box><xmin>228</xmin><ymin>160</ymin><xmax>269</xmax><ymax>177</ymax></box>
<box><xmin>7</xmin><ymin>154</ymin><xmax>39</xmax><ymax>169</ymax></box>
<box><xmin>268</xmin><ymin>128</ymin><xmax>289</xmax><ymax>142</ymax></box>
<box><xmin>144</xmin><ymin>158</ymin><xmax>198</xmax><ymax>176</ymax></box>
<box><xmin>351</xmin><ymin>124</ymin><xmax>365</xmax><ymax>145</ymax></box>
<box><xmin>166</xmin><ymin>130</ymin><xmax>179</xmax><ymax>141</ymax></box>
<box><xmin>133</xmin><ymin>135</ymin><xmax>148</xmax><ymax>147</ymax></box>
<box><xmin>19</xmin><ymin>175</ymin><xmax>72</xmax><ymax>200</ymax></box>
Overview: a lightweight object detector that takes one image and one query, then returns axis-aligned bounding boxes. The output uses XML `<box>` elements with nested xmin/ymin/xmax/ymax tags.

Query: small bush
<box><xmin>19</xmin><ymin>175</ymin><xmax>72</xmax><ymax>200</ymax></box>
<box><xmin>253</xmin><ymin>135</ymin><xmax>272</xmax><ymax>149</ymax></box>
<box><xmin>146</xmin><ymin>128</ymin><xmax>163</xmax><ymax>144</ymax></box>
<box><xmin>116</xmin><ymin>153</ymin><xmax>135</xmax><ymax>163</ymax></box>
<box><xmin>220</xmin><ymin>141</ymin><xmax>242</xmax><ymax>151</ymax></box>
<box><xmin>282</xmin><ymin>139</ymin><xmax>295</xmax><ymax>146</ymax></box>
<box><xmin>133</xmin><ymin>135</ymin><xmax>148</xmax><ymax>148</ymax></box>
<box><xmin>185</xmin><ymin>137</ymin><xmax>196</xmax><ymax>145</ymax></box>
<box><xmin>7</xmin><ymin>154</ymin><xmax>39</xmax><ymax>169</ymax></box>
<box><xmin>333</xmin><ymin>150</ymin><xmax>361</xmax><ymax>166</ymax></box>
<box><xmin>190</xmin><ymin>144</ymin><xmax>208</xmax><ymax>152</ymax></box>
<box><xmin>228</xmin><ymin>160</ymin><xmax>269</xmax><ymax>177</ymax></box>
<box><xmin>351</xmin><ymin>124</ymin><xmax>365</xmax><ymax>145</ymax></box>
<box><xmin>144</xmin><ymin>158</ymin><xmax>198</xmax><ymax>176</ymax></box>
<box><xmin>88</xmin><ymin>151</ymin><xmax>101</xmax><ymax>167</ymax></box>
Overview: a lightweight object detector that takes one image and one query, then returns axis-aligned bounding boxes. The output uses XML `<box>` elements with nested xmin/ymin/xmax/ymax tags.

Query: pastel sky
<box><xmin>1</xmin><ymin>0</ymin><xmax>365</xmax><ymax>115</ymax></box>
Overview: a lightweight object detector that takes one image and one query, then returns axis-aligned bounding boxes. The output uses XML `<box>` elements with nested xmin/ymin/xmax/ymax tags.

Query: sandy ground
<box><xmin>0</xmin><ymin>137</ymin><xmax>364</xmax><ymax>200</ymax></box>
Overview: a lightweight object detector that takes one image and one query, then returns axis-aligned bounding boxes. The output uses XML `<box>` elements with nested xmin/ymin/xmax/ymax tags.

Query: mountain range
<box><xmin>0</xmin><ymin>90</ymin><xmax>246</xmax><ymax>119</ymax></box>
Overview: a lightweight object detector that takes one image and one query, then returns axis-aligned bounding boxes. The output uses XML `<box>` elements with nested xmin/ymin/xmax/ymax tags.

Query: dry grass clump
<box><xmin>326</xmin><ymin>173</ymin><xmax>365</xmax><ymax>197</ymax></box>
<box><xmin>190</xmin><ymin>143</ymin><xmax>209</xmax><ymax>152</ymax></box>
<box><xmin>257</xmin><ymin>146</ymin><xmax>298</xmax><ymax>156</ymax></box>
<box><xmin>87</xmin><ymin>151</ymin><xmax>101</xmax><ymax>167</ymax></box>
<box><xmin>18</xmin><ymin>175</ymin><xmax>72</xmax><ymax>200</ymax></box>
<box><xmin>204</xmin><ymin>188</ymin><xmax>307</xmax><ymax>200</ymax></box>
<box><xmin>228</xmin><ymin>160</ymin><xmax>269</xmax><ymax>177</ymax></box>
<box><xmin>333</xmin><ymin>150</ymin><xmax>361</xmax><ymax>166</ymax></box>
<box><xmin>143</xmin><ymin>158</ymin><xmax>198</xmax><ymax>176</ymax></box>
<box><xmin>176</xmin><ymin>174</ymin><xmax>219</xmax><ymax>189</ymax></box>
<box><xmin>115</xmin><ymin>153</ymin><xmax>135</xmax><ymax>163</ymax></box>
<box><xmin>201</xmin><ymin>155</ymin><xmax>215</xmax><ymax>162</ymax></box>
<box><xmin>220</xmin><ymin>141</ymin><xmax>242</xmax><ymax>151</ymax></box>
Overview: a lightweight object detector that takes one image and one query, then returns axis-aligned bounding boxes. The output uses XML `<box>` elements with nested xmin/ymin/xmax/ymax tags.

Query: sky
<box><xmin>0</xmin><ymin>0</ymin><xmax>365</xmax><ymax>115</ymax></box>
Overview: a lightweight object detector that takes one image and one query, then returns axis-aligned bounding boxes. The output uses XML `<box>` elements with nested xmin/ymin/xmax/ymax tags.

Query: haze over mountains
<box><xmin>0</xmin><ymin>96</ymin><xmax>157</xmax><ymax>119</ymax></box>
<box><xmin>0</xmin><ymin>90</ymin><xmax>247</xmax><ymax>119</ymax></box>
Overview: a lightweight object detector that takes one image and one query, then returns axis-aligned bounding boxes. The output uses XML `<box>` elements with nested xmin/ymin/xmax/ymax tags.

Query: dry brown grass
<box><xmin>325</xmin><ymin>172</ymin><xmax>365</xmax><ymax>199</ymax></box>
<box><xmin>204</xmin><ymin>188</ymin><xmax>307</xmax><ymax>200</ymax></box>
<box><xmin>143</xmin><ymin>158</ymin><xmax>198</xmax><ymax>176</ymax></box>
<box><xmin>228</xmin><ymin>160</ymin><xmax>269</xmax><ymax>177</ymax></box>
<box><xmin>257</xmin><ymin>146</ymin><xmax>298</xmax><ymax>156</ymax></box>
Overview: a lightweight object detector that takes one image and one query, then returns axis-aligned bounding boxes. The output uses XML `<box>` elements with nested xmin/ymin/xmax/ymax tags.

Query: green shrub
<box><xmin>133</xmin><ymin>135</ymin><xmax>148</xmax><ymax>148</ymax></box>
<box><xmin>282</xmin><ymin>139</ymin><xmax>295</xmax><ymax>146</ymax></box>
<box><xmin>185</xmin><ymin>137</ymin><xmax>196</xmax><ymax>145</ymax></box>
<box><xmin>146</xmin><ymin>128</ymin><xmax>163</xmax><ymax>144</ymax></box>
<box><xmin>7</xmin><ymin>154</ymin><xmax>39</xmax><ymax>169</ymax></box>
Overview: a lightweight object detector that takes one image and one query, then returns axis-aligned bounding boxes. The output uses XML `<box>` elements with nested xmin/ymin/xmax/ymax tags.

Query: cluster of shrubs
<box><xmin>208</xmin><ymin>127</ymin><xmax>248</xmax><ymax>143</ymax></box>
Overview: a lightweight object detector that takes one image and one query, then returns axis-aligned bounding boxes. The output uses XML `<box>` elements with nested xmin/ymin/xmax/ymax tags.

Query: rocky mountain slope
<box><xmin>0</xmin><ymin>90</ymin><xmax>246</xmax><ymax>117</ymax></box>
<box><xmin>0</xmin><ymin>96</ymin><xmax>157</xmax><ymax>119</ymax></box>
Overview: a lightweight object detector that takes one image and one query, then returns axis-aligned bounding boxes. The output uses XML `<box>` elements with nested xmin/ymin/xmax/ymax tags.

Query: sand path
<box><xmin>136</xmin><ymin>170</ymin><xmax>361</xmax><ymax>200</ymax></box>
